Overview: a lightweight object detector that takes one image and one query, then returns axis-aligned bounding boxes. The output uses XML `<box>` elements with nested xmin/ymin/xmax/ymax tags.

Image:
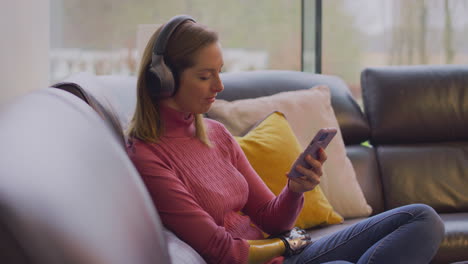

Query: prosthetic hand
<box><xmin>276</xmin><ymin>227</ymin><xmax>312</xmax><ymax>257</ymax></box>
<box><xmin>247</xmin><ymin>227</ymin><xmax>312</xmax><ymax>264</ymax></box>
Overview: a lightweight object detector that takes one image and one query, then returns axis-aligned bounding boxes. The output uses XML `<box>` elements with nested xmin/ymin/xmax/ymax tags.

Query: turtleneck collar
<box><xmin>159</xmin><ymin>104</ymin><xmax>196</xmax><ymax>138</ymax></box>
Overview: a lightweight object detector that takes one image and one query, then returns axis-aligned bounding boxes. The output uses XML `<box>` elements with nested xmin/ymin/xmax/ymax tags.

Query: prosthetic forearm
<box><xmin>247</xmin><ymin>227</ymin><xmax>312</xmax><ymax>264</ymax></box>
<box><xmin>247</xmin><ymin>238</ymin><xmax>285</xmax><ymax>264</ymax></box>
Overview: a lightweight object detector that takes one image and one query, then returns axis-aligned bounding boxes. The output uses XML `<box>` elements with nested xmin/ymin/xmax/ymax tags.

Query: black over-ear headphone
<box><xmin>147</xmin><ymin>15</ymin><xmax>196</xmax><ymax>100</ymax></box>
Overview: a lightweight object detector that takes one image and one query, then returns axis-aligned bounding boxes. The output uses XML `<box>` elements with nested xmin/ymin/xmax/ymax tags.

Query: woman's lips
<box><xmin>206</xmin><ymin>96</ymin><xmax>216</xmax><ymax>103</ymax></box>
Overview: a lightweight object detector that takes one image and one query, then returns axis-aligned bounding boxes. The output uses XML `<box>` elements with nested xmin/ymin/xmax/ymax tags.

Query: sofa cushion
<box><xmin>164</xmin><ymin>229</ymin><xmax>206</xmax><ymax>264</ymax></box>
<box><xmin>209</xmin><ymin>86</ymin><xmax>372</xmax><ymax>219</ymax></box>
<box><xmin>234</xmin><ymin>111</ymin><xmax>343</xmax><ymax>229</ymax></box>
<box><xmin>432</xmin><ymin>213</ymin><xmax>468</xmax><ymax>264</ymax></box>
<box><xmin>362</xmin><ymin>65</ymin><xmax>468</xmax><ymax>144</ymax></box>
<box><xmin>219</xmin><ymin>70</ymin><xmax>370</xmax><ymax>145</ymax></box>
<box><xmin>346</xmin><ymin>146</ymin><xmax>384</xmax><ymax>215</ymax></box>
<box><xmin>377</xmin><ymin>143</ymin><xmax>468</xmax><ymax>213</ymax></box>
<box><xmin>0</xmin><ymin>89</ymin><xmax>170</xmax><ymax>264</ymax></box>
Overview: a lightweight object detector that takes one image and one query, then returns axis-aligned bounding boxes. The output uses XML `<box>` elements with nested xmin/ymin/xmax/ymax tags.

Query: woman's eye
<box><xmin>199</xmin><ymin>76</ymin><xmax>210</xmax><ymax>81</ymax></box>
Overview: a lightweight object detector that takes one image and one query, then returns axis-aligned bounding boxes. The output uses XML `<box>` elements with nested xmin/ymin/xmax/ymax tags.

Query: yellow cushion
<box><xmin>235</xmin><ymin>111</ymin><xmax>343</xmax><ymax>229</ymax></box>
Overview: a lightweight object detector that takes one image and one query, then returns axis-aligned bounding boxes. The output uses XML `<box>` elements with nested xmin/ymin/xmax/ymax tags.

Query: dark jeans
<box><xmin>284</xmin><ymin>204</ymin><xmax>445</xmax><ymax>264</ymax></box>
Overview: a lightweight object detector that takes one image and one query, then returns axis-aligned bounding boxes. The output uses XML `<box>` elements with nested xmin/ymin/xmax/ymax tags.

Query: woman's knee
<box><xmin>409</xmin><ymin>203</ymin><xmax>445</xmax><ymax>241</ymax></box>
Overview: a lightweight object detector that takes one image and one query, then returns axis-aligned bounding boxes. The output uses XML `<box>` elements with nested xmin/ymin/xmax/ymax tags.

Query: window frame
<box><xmin>301</xmin><ymin>0</ymin><xmax>322</xmax><ymax>74</ymax></box>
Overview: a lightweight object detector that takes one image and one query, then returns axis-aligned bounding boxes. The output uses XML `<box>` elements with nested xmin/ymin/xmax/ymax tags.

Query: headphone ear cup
<box><xmin>147</xmin><ymin>55</ymin><xmax>176</xmax><ymax>99</ymax></box>
<box><xmin>145</xmin><ymin>69</ymin><xmax>161</xmax><ymax>100</ymax></box>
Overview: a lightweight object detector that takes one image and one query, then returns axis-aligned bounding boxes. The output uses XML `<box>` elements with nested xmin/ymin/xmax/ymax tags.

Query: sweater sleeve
<box><xmin>127</xmin><ymin>142</ymin><xmax>249</xmax><ymax>264</ymax></box>
<box><xmin>224</xmin><ymin>128</ymin><xmax>304</xmax><ymax>235</ymax></box>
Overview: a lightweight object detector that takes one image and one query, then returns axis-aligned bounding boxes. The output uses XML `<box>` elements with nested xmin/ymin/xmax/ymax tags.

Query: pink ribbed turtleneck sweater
<box><xmin>127</xmin><ymin>105</ymin><xmax>304</xmax><ymax>264</ymax></box>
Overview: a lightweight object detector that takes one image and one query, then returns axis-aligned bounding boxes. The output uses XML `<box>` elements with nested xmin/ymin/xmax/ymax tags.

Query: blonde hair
<box><xmin>127</xmin><ymin>20</ymin><xmax>218</xmax><ymax>145</ymax></box>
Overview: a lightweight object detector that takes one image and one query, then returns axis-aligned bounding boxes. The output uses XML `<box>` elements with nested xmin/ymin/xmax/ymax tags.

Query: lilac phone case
<box><xmin>287</xmin><ymin>128</ymin><xmax>337</xmax><ymax>178</ymax></box>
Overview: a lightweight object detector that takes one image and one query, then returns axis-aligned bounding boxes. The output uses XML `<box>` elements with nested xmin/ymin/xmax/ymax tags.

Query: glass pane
<box><xmin>302</xmin><ymin>0</ymin><xmax>316</xmax><ymax>73</ymax></box>
<box><xmin>303</xmin><ymin>0</ymin><xmax>468</xmax><ymax>101</ymax></box>
<box><xmin>50</xmin><ymin>0</ymin><xmax>301</xmax><ymax>84</ymax></box>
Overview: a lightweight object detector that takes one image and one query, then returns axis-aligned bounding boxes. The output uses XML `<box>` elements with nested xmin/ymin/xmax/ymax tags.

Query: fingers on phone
<box><xmin>318</xmin><ymin>148</ymin><xmax>328</xmax><ymax>163</ymax></box>
<box><xmin>304</xmin><ymin>156</ymin><xmax>323</xmax><ymax>176</ymax></box>
<box><xmin>291</xmin><ymin>169</ymin><xmax>320</xmax><ymax>186</ymax></box>
<box><xmin>296</xmin><ymin>164</ymin><xmax>322</xmax><ymax>180</ymax></box>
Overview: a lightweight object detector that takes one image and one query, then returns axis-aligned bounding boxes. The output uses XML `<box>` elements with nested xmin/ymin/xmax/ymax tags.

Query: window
<box><xmin>50</xmin><ymin>0</ymin><xmax>301</xmax><ymax>83</ymax></box>
<box><xmin>303</xmin><ymin>0</ymin><xmax>468</xmax><ymax>100</ymax></box>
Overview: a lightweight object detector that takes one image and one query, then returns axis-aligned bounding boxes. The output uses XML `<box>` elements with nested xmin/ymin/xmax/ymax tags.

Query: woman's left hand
<box><xmin>288</xmin><ymin>148</ymin><xmax>327</xmax><ymax>193</ymax></box>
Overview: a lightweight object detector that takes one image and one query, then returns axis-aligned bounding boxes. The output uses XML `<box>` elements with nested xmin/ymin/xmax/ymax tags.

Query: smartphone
<box><xmin>287</xmin><ymin>128</ymin><xmax>337</xmax><ymax>178</ymax></box>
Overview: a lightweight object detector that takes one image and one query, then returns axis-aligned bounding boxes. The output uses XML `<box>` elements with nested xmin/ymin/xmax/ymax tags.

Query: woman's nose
<box><xmin>213</xmin><ymin>75</ymin><xmax>224</xmax><ymax>93</ymax></box>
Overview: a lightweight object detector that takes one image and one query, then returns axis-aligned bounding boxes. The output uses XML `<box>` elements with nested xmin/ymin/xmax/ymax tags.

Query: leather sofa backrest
<box><xmin>362</xmin><ymin>65</ymin><xmax>468</xmax><ymax>213</ymax></box>
<box><xmin>0</xmin><ymin>89</ymin><xmax>170</xmax><ymax>264</ymax></box>
<box><xmin>219</xmin><ymin>70</ymin><xmax>370</xmax><ymax>145</ymax></box>
<box><xmin>362</xmin><ymin>65</ymin><xmax>468</xmax><ymax>144</ymax></box>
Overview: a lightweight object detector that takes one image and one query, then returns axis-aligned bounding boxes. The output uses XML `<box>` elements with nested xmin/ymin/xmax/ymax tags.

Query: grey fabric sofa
<box><xmin>0</xmin><ymin>66</ymin><xmax>467</xmax><ymax>263</ymax></box>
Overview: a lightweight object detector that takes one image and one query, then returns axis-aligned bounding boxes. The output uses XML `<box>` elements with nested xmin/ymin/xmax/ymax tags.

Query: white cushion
<box><xmin>164</xmin><ymin>229</ymin><xmax>206</xmax><ymax>264</ymax></box>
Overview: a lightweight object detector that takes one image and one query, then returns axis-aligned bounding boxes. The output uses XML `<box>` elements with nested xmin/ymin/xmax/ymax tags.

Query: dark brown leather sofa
<box><xmin>0</xmin><ymin>65</ymin><xmax>466</xmax><ymax>263</ymax></box>
<box><xmin>215</xmin><ymin>67</ymin><xmax>468</xmax><ymax>264</ymax></box>
<box><xmin>361</xmin><ymin>66</ymin><xmax>468</xmax><ymax>263</ymax></box>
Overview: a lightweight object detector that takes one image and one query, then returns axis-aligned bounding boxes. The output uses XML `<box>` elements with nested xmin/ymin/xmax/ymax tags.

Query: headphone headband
<box><xmin>153</xmin><ymin>15</ymin><xmax>195</xmax><ymax>55</ymax></box>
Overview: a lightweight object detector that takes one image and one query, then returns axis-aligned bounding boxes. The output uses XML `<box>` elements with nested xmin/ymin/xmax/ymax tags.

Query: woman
<box><xmin>127</xmin><ymin>15</ymin><xmax>444</xmax><ymax>264</ymax></box>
